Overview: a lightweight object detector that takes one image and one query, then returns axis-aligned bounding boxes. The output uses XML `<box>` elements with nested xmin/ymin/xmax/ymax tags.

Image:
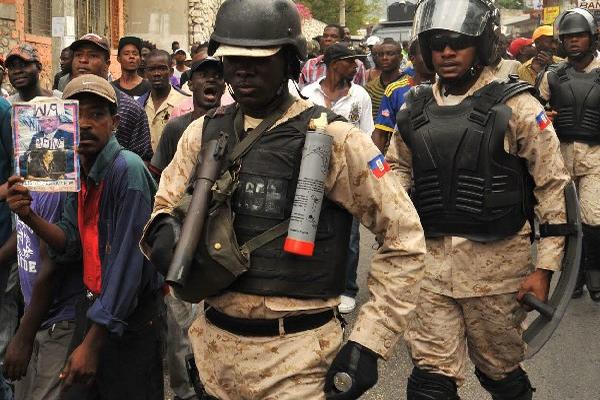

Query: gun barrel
<box><xmin>166</xmin><ymin>134</ymin><xmax>228</xmax><ymax>287</ymax></box>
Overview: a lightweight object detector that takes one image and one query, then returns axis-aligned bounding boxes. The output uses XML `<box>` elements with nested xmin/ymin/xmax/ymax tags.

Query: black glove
<box><xmin>147</xmin><ymin>215</ymin><xmax>181</xmax><ymax>276</ymax></box>
<box><xmin>324</xmin><ymin>341</ymin><xmax>379</xmax><ymax>400</ymax></box>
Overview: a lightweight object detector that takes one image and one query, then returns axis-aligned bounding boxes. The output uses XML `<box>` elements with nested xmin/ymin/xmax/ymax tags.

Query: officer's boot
<box><xmin>407</xmin><ymin>367</ymin><xmax>461</xmax><ymax>400</ymax></box>
<box><xmin>583</xmin><ymin>225</ymin><xmax>600</xmax><ymax>302</ymax></box>
<box><xmin>475</xmin><ymin>367</ymin><xmax>534</xmax><ymax>400</ymax></box>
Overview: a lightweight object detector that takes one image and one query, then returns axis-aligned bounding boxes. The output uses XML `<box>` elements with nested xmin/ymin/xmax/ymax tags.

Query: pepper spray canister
<box><xmin>284</xmin><ymin>113</ymin><xmax>332</xmax><ymax>256</ymax></box>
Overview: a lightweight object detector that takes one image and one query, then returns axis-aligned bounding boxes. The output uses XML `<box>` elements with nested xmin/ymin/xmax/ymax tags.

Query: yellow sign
<box><xmin>543</xmin><ymin>6</ymin><xmax>560</xmax><ymax>24</ymax></box>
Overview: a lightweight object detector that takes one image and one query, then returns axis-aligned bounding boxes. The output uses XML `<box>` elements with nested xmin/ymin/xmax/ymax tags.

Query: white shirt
<box><xmin>301</xmin><ymin>77</ymin><xmax>374</xmax><ymax>135</ymax></box>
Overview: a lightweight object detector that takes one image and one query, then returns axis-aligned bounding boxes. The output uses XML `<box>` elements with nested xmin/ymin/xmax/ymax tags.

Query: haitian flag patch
<box><xmin>535</xmin><ymin>111</ymin><xmax>551</xmax><ymax>130</ymax></box>
<box><xmin>368</xmin><ymin>154</ymin><xmax>390</xmax><ymax>178</ymax></box>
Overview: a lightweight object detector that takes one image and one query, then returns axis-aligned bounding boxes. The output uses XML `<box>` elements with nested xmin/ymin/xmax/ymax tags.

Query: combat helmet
<box><xmin>555</xmin><ymin>8</ymin><xmax>598</xmax><ymax>57</ymax></box>
<box><xmin>413</xmin><ymin>0</ymin><xmax>501</xmax><ymax>70</ymax></box>
<box><xmin>208</xmin><ymin>0</ymin><xmax>307</xmax><ymax>61</ymax></box>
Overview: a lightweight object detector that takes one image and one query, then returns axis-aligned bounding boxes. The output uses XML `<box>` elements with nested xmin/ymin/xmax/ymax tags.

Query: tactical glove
<box><xmin>324</xmin><ymin>341</ymin><xmax>379</xmax><ymax>400</ymax></box>
<box><xmin>148</xmin><ymin>215</ymin><xmax>181</xmax><ymax>276</ymax></box>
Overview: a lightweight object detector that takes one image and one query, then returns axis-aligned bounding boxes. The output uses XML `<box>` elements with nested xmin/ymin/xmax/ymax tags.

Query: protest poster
<box><xmin>12</xmin><ymin>99</ymin><xmax>80</xmax><ymax>192</ymax></box>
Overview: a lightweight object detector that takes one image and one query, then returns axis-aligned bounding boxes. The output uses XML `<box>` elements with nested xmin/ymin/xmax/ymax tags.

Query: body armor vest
<box><xmin>396</xmin><ymin>80</ymin><xmax>535</xmax><ymax>242</ymax></box>
<box><xmin>201</xmin><ymin>104</ymin><xmax>352</xmax><ymax>299</ymax></box>
<box><xmin>548</xmin><ymin>62</ymin><xmax>600</xmax><ymax>143</ymax></box>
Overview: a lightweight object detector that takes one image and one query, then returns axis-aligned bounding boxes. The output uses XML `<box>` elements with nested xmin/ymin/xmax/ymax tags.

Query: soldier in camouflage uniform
<box><xmin>140</xmin><ymin>1</ymin><xmax>426</xmax><ymax>399</ymax></box>
<box><xmin>386</xmin><ymin>0</ymin><xmax>570</xmax><ymax>399</ymax></box>
<box><xmin>537</xmin><ymin>8</ymin><xmax>600</xmax><ymax>301</ymax></box>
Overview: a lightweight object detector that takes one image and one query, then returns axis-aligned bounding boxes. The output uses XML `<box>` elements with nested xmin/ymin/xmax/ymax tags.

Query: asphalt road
<box><xmin>350</xmin><ymin>228</ymin><xmax>600</xmax><ymax>400</ymax></box>
<box><xmin>165</xmin><ymin>228</ymin><xmax>600</xmax><ymax>399</ymax></box>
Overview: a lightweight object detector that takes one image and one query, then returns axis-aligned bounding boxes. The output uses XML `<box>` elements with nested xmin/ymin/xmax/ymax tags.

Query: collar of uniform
<box><xmin>432</xmin><ymin>66</ymin><xmax>497</xmax><ymax>104</ymax></box>
<box><xmin>85</xmin><ymin>135</ymin><xmax>123</xmax><ymax>184</ymax></box>
<box><xmin>243</xmin><ymin>97</ymin><xmax>314</xmax><ymax>131</ymax></box>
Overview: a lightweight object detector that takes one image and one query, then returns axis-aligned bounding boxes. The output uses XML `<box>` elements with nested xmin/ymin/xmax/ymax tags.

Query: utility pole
<box><xmin>340</xmin><ymin>0</ymin><xmax>346</xmax><ymax>26</ymax></box>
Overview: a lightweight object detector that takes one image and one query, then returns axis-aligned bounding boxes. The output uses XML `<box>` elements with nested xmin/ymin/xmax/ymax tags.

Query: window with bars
<box><xmin>75</xmin><ymin>0</ymin><xmax>109</xmax><ymax>40</ymax></box>
<box><xmin>24</xmin><ymin>0</ymin><xmax>52</xmax><ymax>37</ymax></box>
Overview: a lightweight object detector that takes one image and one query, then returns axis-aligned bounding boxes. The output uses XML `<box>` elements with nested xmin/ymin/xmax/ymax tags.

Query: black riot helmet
<box><xmin>556</xmin><ymin>8</ymin><xmax>598</xmax><ymax>58</ymax></box>
<box><xmin>208</xmin><ymin>0</ymin><xmax>308</xmax><ymax>61</ymax></box>
<box><xmin>413</xmin><ymin>0</ymin><xmax>501</xmax><ymax>70</ymax></box>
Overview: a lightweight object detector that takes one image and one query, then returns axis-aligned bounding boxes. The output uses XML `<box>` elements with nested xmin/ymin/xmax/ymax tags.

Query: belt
<box><xmin>204</xmin><ymin>306</ymin><xmax>336</xmax><ymax>337</ymax></box>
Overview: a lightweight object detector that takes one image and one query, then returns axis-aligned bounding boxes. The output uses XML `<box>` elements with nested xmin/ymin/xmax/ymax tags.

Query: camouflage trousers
<box><xmin>405</xmin><ymin>289</ymin><xmax>528</xmax><ymax>385</ymax></box>
<box><xmin>560</xmin><ymin>142</ymin><xmax>600</xmax><ymax>226</ymax></box>
<box><xmin>188</xmin><ymin>312</ymin><xmax>343</xmax><ymax>400</ymax></box>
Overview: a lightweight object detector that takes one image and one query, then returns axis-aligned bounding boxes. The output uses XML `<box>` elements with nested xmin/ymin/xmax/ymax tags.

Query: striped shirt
<box><xmin>366</xmin><ymin>75</ymin><xmax>409</xmax><ymax>120</ymax></box>
<box><xmin>374</xmin><ymin>75</ymin><xmax>413</xmax><ymax>133</ymax></box>
<box><xmin>115</xmin><ymin>89</ymin><xmax>154</xmax><ymax>161</ymax></box>
<box><xmin>299</xmin><ymin>55</ymin><xmax>367</xmax><ymax>89</ymax></box>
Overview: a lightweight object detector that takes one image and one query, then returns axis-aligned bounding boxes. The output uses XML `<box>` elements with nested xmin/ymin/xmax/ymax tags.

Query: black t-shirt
<box><xmin>150</xmin><ymin>112</ymin><xmax>195</xmax><ymax>176</ymax></box>
<box><xmin>111</xmin><ymin>79</ymin><xmax>151</xmax><ymax>99</ymax></box>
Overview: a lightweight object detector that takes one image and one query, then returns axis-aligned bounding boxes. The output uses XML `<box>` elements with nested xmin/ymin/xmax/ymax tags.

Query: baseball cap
<box><xmin>508</xmin><ymin>37</ymin><xmax>533</xmax><ymax>57</ymax></box>
<box><xmin>532</xmin><ymin>25</ymin><xmax>554</xmax><ymax>42</ymax></box>
<box><xmin>190</xmin><ymin>57</ymin><xmax>223</xmax><ymax>73</ymax></box>
<box><xmin>70</xmin><ymin>33</ymin><xmax>110</xmax><ymax>54</ymax></box>
<box><xmin>212</xmin><ymin>45</ymin><xmax>281</xmax><ymax>58</ymax></box>
<box><xmin>323</xmin><ymin>43</ymin><xmax>365</xmax><ymax>66</ymax></box>
<box><xmin>5</xmin><ymin>44</ymin><xmax>41</xmax><ymax>64</ymax></box>
<box><xmin>118</xmin><ymin>36</ymin><xmax>142</xmax><ymax>53</ymax></box>
<box><xmin>63</xmin><ymin>74</ymin><xmax>117</xmax><ymax>105</ymax></box>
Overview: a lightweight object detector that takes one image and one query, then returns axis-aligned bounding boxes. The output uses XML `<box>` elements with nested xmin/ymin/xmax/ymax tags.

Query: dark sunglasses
<box><xmin>429</xmin><ymin>34</ymin><xmax>478</xmax><ymax>52</ymax></box>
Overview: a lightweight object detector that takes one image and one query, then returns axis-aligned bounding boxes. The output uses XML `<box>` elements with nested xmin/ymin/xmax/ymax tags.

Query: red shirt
<box><xmin>78</xmin><ymin>180</ymin><xmax>104</xmax><ymax>294</ymax></box>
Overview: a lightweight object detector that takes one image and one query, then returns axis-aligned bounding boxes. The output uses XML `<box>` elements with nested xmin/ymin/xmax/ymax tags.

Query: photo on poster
<box><xmin>12</xmin><ymin>99</ymin><xmax>80</xmax><ymax>192</ymax></box>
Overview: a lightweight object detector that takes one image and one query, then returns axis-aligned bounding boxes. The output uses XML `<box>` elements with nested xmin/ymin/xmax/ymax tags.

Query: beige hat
<box><xmin>212</xmin><ymin>45</ymin><xmax>281</xmax><ymax>58</ymax></box>
<box><xmin>63</xmin><ymin>74</ymin><xmax>117</xmax><ymax>104</ymax></box>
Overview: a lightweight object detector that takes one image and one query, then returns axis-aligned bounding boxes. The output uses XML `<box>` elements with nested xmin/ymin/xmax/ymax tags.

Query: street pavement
<box><xmin>165</xmin><ymin>227</ymin><xmax>600</xmax><ymax>399</ymax></box>
<box><xmin>351</xmin><ymin>228</ymin><xmax>600</xmax><ymax>400</ymax></box>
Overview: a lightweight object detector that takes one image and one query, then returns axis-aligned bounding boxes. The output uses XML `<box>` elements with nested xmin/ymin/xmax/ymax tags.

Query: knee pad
<box><xmin>407</xmin><ymin>367</ymin><xmax>460</xmax><ymax>400</ymax></box>
<box><xmin>475</xmin><ymin>367</ymin><xmax>534</xmax><ymax>400</ymax></box>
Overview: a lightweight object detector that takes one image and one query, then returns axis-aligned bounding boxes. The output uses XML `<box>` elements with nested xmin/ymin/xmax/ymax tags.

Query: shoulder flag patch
<box><xmin>368</xmin><ymin>154</ymin><xmax>390</xmax><ymax>178</ymax></box>
<box><xmin>535</xmin><ymin>110</ymin><xmax>551</xmax><ymax>130</ymax></box>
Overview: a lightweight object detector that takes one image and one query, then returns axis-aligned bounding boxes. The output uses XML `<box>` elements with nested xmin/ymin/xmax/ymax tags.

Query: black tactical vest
<box><xmin>396</xmin><ymin>79</ymin><xmax>535</xmax><ymax>242</ymax></box>
<box><xmin>201</xmin><ymin>104</ymin><xmax>353</xmax><ymax>299</ymax></box>
<box><xmin>548</xmin><ymin>62</ymin><xmax>600</xmax><ymax>143</ymax></box>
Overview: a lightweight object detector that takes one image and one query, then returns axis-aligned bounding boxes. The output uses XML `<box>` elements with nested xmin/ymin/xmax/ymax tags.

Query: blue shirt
<box><xmin>374</xmin><ymin>75</ymin><xmax>413</xmax><ymax>133</ymax></box>
<box><xmin>50</xmin><ymin>136</ymin><xmax>162</xmax><ymax>335</ymax></box>
<box><xmin>0</xmin><ymin>98</ymin><xmax>12</xmax><ymax>247</ymax></box>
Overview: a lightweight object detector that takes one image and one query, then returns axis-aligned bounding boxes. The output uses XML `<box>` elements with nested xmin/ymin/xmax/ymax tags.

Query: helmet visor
<box><xmin>414</xmin><ymin>0</ymin><xmax>491</xmax><ymax>38</ymax></box>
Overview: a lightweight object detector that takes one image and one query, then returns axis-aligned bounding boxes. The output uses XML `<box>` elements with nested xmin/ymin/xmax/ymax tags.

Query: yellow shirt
<box><xmin>144</xmin><ymin>88</ymin><xmax>189</xmax><ymax>151</ymax></box>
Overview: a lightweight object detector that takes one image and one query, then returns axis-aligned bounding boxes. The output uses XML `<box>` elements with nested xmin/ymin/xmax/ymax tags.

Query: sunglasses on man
<box><xmin>429</xmin><ymin>33</ymin><xmax>478</xmax><ymax>52</ymax></box>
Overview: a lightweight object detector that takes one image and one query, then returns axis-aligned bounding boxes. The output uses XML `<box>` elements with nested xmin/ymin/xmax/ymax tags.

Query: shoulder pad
<box><xmin>475</xmin><ymin>78</ymin><xmax>535</xmax><ymax>106</ymax></box>
<box><xmin>547</xmin><ymin>61</ymin><xmax>569</xmax><ymax>76</ymax></box>
<box><xmin>404</xmin><ymin>84</ymin><xmax>434</xmax><ymax>108</ymax></box>
<box><xmin>309</xmin><ymin>104</ymin><xmax>347</xmax><ymax>124</ymax></box>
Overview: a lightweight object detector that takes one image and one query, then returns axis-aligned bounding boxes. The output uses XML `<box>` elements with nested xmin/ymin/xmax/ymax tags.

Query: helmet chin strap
<box><xmin>440</xmin><ymin>64</ymin><xmax>482</xmax><ymax>96</ymax></box>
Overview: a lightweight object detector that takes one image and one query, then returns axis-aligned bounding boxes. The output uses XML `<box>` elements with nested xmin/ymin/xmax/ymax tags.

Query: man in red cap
<box><xmin>508</xmin><ymin>37</ymin><xmax>536</xmax><ymax>64</ymax></box>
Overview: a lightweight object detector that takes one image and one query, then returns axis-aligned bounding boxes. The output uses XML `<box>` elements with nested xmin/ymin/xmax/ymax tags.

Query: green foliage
<box><xmin>498</xmin><ymin>0</ymin><xmax>525</xmax><ymax>9</ymax></box>
<box><xmin>298</xmin><ymin>0</ymin><xmax>381</xmax><ymax>33</ymax></box>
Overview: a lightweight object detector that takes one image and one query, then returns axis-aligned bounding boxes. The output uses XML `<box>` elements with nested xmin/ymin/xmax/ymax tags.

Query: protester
<box><xmin>6</xmin><ymin>74</ymin><xmax>164</xmax><ymax>400</ymax></box>
<box><xmin>372</xmin><ymin>39</ymin><xmax>434</xmax><ymax>152</ymax></box>
<box><xmin>138</xmin><ymin>40</ymin><xmax>156</xmax><ymax>78</ymax></box>
<box><xmin>141</xmin><ymin>49</ymin><xmax>189</xmax><ymax>150</ymax></box>
<box><xmin>537</xmin><ymin>8</ymin><xmax>600</xmax><ymax>301</ymax></box>
<box><xmin>508</xmin><ymin>37</ymin><xmax>535</xmax><ymax>63</ymax></box>
<box><xmin>299</xmin><ymin>24</ymin><xmax>367</xmax><ymax>88</ymax></box>
<box><xmin>518</xmin><ymin>25</ymin><xmax>563</xmax><ymax>85</ymax></box>
<box><xmin>4</xmin><ymin>45</ymin><xmax>60</xmax><ymax>103</ymax></box>
<box><xmin>0</xmin><ymin>57</ymin><xmax>8</xmax><ymax>98</ymax></box>
<box><xmin>70</xmin><ymin>33</ymin><xmax>153</xmax><ymax>161</ymax></box>
<box><xmin>52</xmin><ymin>47</ymin><xmax>72</xmax><ymax>91</ymax></box>
<box><xmin>150</xmin><ymin>57</ymin><xmax>224</xmax><ymax>178</ymax></box>
<box><xmin>0</xmin><ymin>95</ymin><xmax>14</xmax><ymax>400</ymax></box>
<box><xmin>301</xmin><ymin>43</ymin><xmax>374</xmax><ymax>315</ymax></box>
<box><xmin>388</xmin><ymin>1</ymin><xmax>570</xmax><ymax>398</ymax></box>
<box><xmin>172</xmin><ymin>49</ymin><xmax>191</xmax><ymax>87</ymax></box>
<box><xmin>112</xmin><ymin>36</ymin><xmax>151</xmax><ymax>100</ymax></box>
<box><xmin>365</xmin><ymin>38</ymin><xmax>405</xmax><ymax>120</ymax></box>
<box><xmin>0</xmin><ymin>84</ymin><xmax>83</xmax><ymax>400</ymax></box>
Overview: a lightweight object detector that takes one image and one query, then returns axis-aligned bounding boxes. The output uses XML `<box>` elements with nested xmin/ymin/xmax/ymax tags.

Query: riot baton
<box><xmin>166</xmin><ymin>132</ymin><xmax>229</xmax><ymax>287</ymax></box>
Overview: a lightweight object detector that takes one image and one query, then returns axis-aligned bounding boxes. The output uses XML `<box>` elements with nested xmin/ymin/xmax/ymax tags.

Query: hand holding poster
<box><xmin>12</xmin><ymin>99</ymin><xmax>80</xmax><ymax>191</ymax></box>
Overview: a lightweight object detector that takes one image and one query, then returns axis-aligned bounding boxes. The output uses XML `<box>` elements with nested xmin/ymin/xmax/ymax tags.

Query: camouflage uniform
<box><xmin>387</xmin><ymin>66</ymin><xmax>570</xmax><ymax>384</ymax></box>
<box><xmin>141</xmin><ymin>97</ymin><xmax>426</xmax><ymax>399</ymax></box>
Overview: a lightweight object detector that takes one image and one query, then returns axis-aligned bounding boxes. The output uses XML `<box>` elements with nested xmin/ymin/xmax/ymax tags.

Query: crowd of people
<box><xmin>0</xmin><ymin>0</ymin><xmax>597</xmax><ymax>399</ymax></box>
